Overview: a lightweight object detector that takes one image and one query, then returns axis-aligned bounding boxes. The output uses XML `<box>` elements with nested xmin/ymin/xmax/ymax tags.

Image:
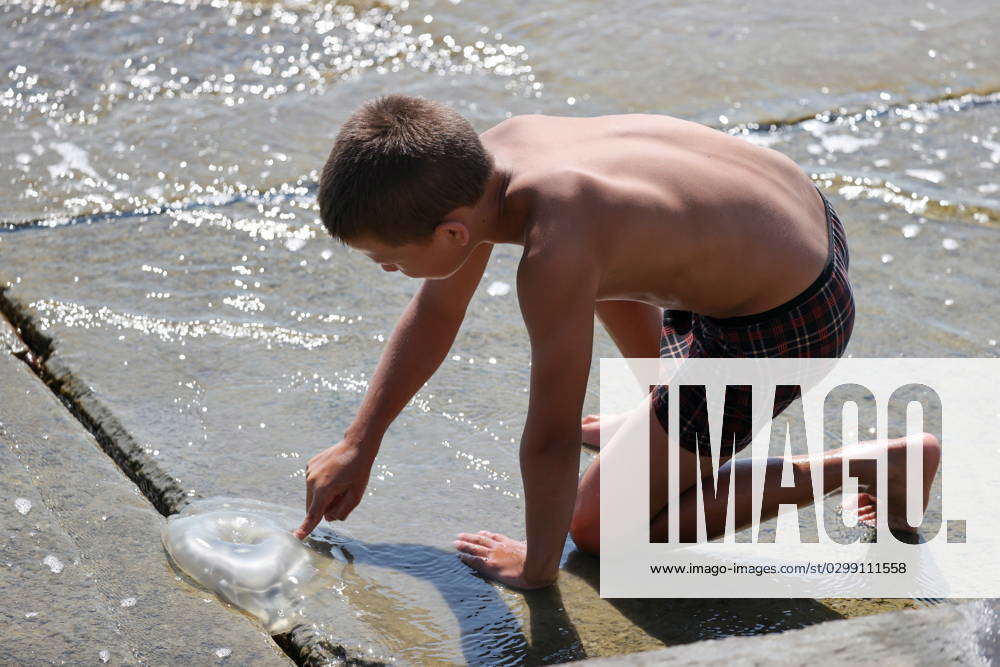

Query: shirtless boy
<box><xmin>293</xmin><ymin>94</ymin><xmax>941</xmax><ymax>590</ymax></box>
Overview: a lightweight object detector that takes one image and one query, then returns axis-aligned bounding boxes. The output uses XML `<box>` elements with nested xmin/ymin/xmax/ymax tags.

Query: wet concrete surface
<box><xmin>575</xmin><ymin>599</ymin><xmax>999</xmax><ymax>666</ymax></box>
<box><xmin>0</xmin><ymin>173</ymin><xmax>973</xmax><ymax>661</ymax></box>
<box><xmin>0</xmin><ymin>322</ymin><xmax>292</xmax><ymax>665</ymax></box>
<box><xmin>3</xmin><ymin>93</ymin><xmax>997</xmax><ymax>663</ymax></box>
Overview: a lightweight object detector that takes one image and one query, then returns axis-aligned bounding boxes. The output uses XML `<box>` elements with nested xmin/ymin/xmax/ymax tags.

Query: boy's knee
<box><xmin>920</xmin><ymin>432</ymin><xmax>940</xmax><ymax>449</ymax></box>
<box><xmin>919</xmin><ymin>432</ymin><xmax>941</xmax><ymax>462</ymax></box>
<box><xmin>570</xmin><ymin>513</ymin><xmax>599</xmax><ymax>555</ymax></box>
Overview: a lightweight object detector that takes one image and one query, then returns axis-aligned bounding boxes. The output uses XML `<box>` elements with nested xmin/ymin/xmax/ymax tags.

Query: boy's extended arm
<box><xmin>456</xmin><ymin>238</ymin><xmax>597</xmax><ymax>588</ymax></box>
<box><xmin>519</xmin><ymin>251</ymin><xmax>597</xmax><ymax>584</ymax></box>
<box><xmin>294</xmin><ymin>242</ymin><xmax>494</xmax><ymax>539</ymax></box>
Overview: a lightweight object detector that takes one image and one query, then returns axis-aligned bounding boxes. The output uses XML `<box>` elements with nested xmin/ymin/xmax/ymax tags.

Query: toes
<box><xmin>841</xmin><ymin>492</ymin><xmax>876</xmax><ymax>515</ymax></box>
<box><xmin>841</xmin><ymin>492</ymin><xmax>879</xmax><ymax>527</ymax></box>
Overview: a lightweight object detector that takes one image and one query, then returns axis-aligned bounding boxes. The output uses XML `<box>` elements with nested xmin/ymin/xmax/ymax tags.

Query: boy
<box><xmin>293</xmin><ymin>95</ymin><xmax>940</xmax><ymax>589</ymax></box>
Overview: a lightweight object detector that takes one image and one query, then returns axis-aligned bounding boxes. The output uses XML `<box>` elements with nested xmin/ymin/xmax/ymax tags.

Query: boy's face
<box><xmin>348</xmin><ymin>221</ymin><xmax>472</xmax><ymax>280</ymax></box>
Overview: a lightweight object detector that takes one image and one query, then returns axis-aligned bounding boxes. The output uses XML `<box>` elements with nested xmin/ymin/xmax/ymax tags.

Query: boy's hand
<box><xmin>294</xmin><ymin>439</ymin><xmax>376</xmax><ymax>539</ymax></box>
<box><xmin>454</xmin><ymin>531</ymin><xmax>557</xmax><ymax>590</ymax></box>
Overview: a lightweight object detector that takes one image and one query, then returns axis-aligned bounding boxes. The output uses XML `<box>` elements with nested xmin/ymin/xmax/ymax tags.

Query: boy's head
<box><xmin>318</xmin><ymin>94</ymin><xmax>494</xmax><ymax>278</ymax></box>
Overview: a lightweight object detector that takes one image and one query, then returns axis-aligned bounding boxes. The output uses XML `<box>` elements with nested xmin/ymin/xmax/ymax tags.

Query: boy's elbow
<box><xmin>519</xmin><ymin>433</ymin><xmax>582</xmax><ymax>459</ymax></box>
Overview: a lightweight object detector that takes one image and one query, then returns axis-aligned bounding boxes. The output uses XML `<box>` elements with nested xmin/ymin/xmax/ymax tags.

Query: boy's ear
<box><xmin>436</xmin><ymin>219</ymin><xmax>470</xmax><ymax>247</ymax></box>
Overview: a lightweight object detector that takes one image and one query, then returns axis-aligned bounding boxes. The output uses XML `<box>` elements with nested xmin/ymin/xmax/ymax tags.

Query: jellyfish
<box><xmin>162</xmin><ymin>497</ymin><xmax>348</xmax><ymax>633</ymax></box>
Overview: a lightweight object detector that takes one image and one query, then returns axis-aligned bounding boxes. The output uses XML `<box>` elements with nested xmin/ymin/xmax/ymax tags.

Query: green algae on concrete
<box><xmin>0</xmin><ymin>335</ymin><xmax>292</xmax><ymax>666</ymax></box>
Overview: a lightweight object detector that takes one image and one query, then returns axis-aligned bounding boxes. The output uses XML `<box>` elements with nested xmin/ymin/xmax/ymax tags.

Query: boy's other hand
<box><xmin>454</xmin><ymin>531</ymin><xmax>556</xmax><ymax>590</ymax></box>
<box><xmin>294</xmin><ymin>439</ymin><xmax>376</xmax><ymax>539</ymax></box>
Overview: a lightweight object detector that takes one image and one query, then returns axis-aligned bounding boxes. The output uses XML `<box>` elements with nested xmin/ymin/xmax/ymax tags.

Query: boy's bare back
<box><xmin>483</xmin><ymin>113</ymin><xmax>829</xmax><ymax>318</ymax></box>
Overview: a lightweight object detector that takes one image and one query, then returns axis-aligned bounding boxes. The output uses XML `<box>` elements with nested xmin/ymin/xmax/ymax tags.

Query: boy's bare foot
<box><xmin>842</xmin><ymin>433</ymin><xmax>941</xmax><ymax>533</ymax></box>
<box><xmin>581</xmin><ymin>412</ymin><xmax>629</xmax><ymax>448</ymax></box>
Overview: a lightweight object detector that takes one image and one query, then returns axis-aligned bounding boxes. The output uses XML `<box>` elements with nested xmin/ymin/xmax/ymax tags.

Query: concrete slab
<box><xmin>573</xmin><ymin>599</ymin><xmax>999</xmax><ymax>666</ymax></box>
<box><xmin>0</xmin><ymin>337</ymin><xmax>292</xmax><ymax>665</ymax></box>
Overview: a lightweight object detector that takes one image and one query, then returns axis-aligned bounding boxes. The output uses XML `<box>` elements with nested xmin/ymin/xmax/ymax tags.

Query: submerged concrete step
<box><xmin>0</xmin><ymin>323</ymin><xmax>292</xmax><ymax>666</ymax></box>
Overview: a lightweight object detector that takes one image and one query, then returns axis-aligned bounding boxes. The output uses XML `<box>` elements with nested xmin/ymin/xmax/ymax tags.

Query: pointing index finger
<box><xmin>294</xmin><ymin>490</ymin><xmax>330</xmax><ymax>540</ymax></box>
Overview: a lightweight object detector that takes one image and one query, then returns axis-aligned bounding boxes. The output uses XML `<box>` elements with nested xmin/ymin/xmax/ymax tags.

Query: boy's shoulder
<box><xmin>508</xmin><ymin>172</ymin><xmax>604</xmax><ymax>299</ymax></box>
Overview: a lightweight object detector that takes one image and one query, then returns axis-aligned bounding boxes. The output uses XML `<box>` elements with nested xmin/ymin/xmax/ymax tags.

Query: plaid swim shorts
<box><xmin>650</xmin><ymin>186</ymin><xmax>855</xmax><ymax>458</ymax></box>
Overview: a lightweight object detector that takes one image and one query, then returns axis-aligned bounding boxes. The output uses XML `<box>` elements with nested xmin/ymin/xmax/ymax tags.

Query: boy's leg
<box><xmin>651</xmin><ymin>433</ymin><xmax>941</xmax><ymax>541</ymax></box>
<box><xmin>571</xmin><ymin>397</ymin><xmax>727</xmax><ymax>555</ymax></box>
<box><xmin>582</xmin><ymin>301</ymin><xmax>674</xmax><ymax>447</ymax></box>
<box><xmin>594</xmin><ymin>300</ymin><xmax>664</xmax><ymax>359</ymax></box>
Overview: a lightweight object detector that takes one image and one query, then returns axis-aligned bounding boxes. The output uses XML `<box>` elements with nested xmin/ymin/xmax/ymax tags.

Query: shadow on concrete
<box><xmin>288</xmin><ymin>532</ymin><xmax>865</xmax><ymax>665</ymax></box>
<box><xmin>561</xmin><ymin>548</ymin><xmax>845</xmax><ymax>647</ymax></box>
<box><xmin>301</xmin><ymin>537</ymin><xmax>585</xmax><ymax>665</ymax></box>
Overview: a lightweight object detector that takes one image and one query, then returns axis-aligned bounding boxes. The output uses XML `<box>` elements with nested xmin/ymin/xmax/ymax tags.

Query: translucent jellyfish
<box><xmin>162</xmin><ymin>497</ymin><xmax>348</xmax><ymax>633</ymax></box>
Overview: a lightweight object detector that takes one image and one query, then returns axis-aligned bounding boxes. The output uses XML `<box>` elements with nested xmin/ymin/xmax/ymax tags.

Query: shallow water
<box><xmin>2</xmin><ymin>0</ymin><xmax>998</xmax><ymax>663</ymax></box>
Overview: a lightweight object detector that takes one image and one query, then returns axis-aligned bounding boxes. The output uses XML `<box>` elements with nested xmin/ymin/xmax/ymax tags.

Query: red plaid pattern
<box><xmin>651</xmin><ymin>187</ymin><xmax>855</xmax><ymax>458</ymax></box>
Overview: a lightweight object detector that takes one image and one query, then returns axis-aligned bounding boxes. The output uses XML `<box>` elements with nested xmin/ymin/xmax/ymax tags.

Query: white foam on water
<box><xmin>486</xmin><ymin>281</ymin><xmax>511</xmax><ymax>297</ymax></box>
<box><xmin>42</xmin><ymin>554</ymin><xmax>64</xmax><ymax>573</ymax></box>
<box><xmin>819</xmin><ymin>134</ymin><xmax>880</xmax><ymax>154</ymax></box>
<box><xmin>738</xmin><ymin>132</ymin><xmax>782</xmax><ymax>148</ymax></box>
<box><xmin>906</xmin><ymin>168</ymin><xmax>946</xmax><ymax>184</ymax></box>
<box><xmin>47</xmin><ymin>142</ymin><xmax>99</xmax><ymax>180</ymax></box>
<box><xmin>14</xmin><ymin>498</ymin><xmax>32</xmax><ymax>515</ymax></box>
<box><xmin>284</xmin><ymin>237</ymin><xmax>307</xmax><ymax>252</ymax></box>
<box><xmin>162</xmin><ymin>497</ymin><xmax>348</xmax><ymax>633</ymax></box>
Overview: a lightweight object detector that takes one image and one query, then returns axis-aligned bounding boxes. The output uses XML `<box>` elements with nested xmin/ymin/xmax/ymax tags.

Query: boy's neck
<box><xmin>475</xmin><ymin>164</ymin><xmax>527</xmax><ymax>246</ymax></box>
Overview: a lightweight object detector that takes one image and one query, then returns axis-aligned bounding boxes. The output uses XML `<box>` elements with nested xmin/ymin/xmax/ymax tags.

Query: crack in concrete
<box><xmin>0</xmin><ymin>287</ymin><xmax>190</xmax><ymax>516</ymax></box>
